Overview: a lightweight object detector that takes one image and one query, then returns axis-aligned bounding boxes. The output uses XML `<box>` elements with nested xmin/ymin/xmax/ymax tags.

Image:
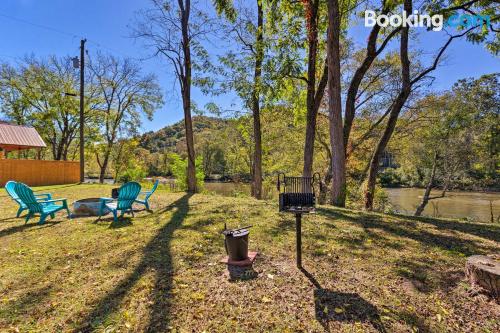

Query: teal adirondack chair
<box><xmin>13</xmin><ymin>182</ymin><xmax>70</xmax><ymax>224</ymax></box>
<box><xmin>135</xmin><ymin>180</ymin><xmax>159</xmax><ymax>211</ymax></box>
<box><xmin>5</xmin><ymin>181</ymin><xmax>53</xmax><ymax>217</ymax></box>
<box><xmin>99</xmin><ymin>182</ymin><xmax>141</xmax><ymax>222</ymax></box>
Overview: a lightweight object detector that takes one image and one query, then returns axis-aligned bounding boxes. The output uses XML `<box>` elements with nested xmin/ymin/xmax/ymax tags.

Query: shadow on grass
<box><xmin>1</xmin><ymin>284</ymin><xmax>53</xmax><ymax>320</ymax></box>
<box><xmin>0</xmin><ymin>221</ymin><xmax>61</xmax><ymax>239</ymax></box>
<box><xmin>395</xmin><ymin>257</ymin><xmax>465</xmax><ymax>293</ymax></box>
<box><xmin>400</xmin><ymin>214</ymin><xmax>500</xmax><ymax>243</ymax></box>
<box><xmin>316</xmin><ymin>208</ymin><xmax>498</xmax><ymax>256</ymax></box>
<box><xmin>92</xmin><ymin>215</ymin><xmax>135</xmax><ymax>229</ymax></box>
<box><xmin>109</xmin><ymin>218</ymin><xmax>133</xmax><ymax>229</ymax></box>
<box><xmin>267</xmin><ymin>213</ymin><xmax>297</xmax><ymax>238</ymax></box>
<box><xmin>72</xmin><ymin>194</ymin><xmax>192</xmax><ymax>333</ymax></box>
<box><xmin>316</xmin><ymin>207</ymin><xmax>496</xmax><ymax>294</ymax></box>
<box><xmin>300</xmin><ymin>268</ymin><xmax>386</xmax><ymax>332</ymax></box>
<box><xmin>0</xmin><ymin>216</ymin><xmax>21</xmax><ymax>223</ymax></box>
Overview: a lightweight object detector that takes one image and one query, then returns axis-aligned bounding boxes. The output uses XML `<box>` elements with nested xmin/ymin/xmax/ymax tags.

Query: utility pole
<box><xmin>79</xmin><ymin>39</ymin><xmax>86</xmax><ymax>183</ymax></box>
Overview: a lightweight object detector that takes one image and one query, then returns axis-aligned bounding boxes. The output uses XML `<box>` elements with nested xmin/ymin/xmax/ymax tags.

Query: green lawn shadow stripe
<box><xmin>72</xmin><ymin>193</ymin><xmax>192</xmax><ymax>333</ymax></box>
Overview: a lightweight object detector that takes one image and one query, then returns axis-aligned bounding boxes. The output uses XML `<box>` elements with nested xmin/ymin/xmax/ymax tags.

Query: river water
<box><xmin>204</xmin><ymin>182</ymin><xmax>500</xmax><ymax>222</ymax></box>
<box><xmin>386</xmin><ymin>188</ymin><xmax>499</xmax><ymax>222</ymax></box>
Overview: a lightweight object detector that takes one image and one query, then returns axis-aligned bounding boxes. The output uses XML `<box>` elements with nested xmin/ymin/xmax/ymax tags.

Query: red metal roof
<box><xmin>0</xmin><ymin>123</ymin><xmax>46</xmax><ymax>150</ymax></box>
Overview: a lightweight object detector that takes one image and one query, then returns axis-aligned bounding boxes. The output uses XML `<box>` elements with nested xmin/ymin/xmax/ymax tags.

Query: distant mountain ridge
<box><xmin>139</xmin><ymin>116</ymin><xmax>228</xmax><ymax>153</ymax></box>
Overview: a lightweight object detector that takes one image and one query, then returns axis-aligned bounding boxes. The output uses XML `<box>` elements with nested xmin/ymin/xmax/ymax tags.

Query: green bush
<box><xmin>378</xmin><ymin>168</ymin><xmax>403</xmax><ymax>187</ymax></box>
<box><xmin>346</xmin><ymin>179</ymin><xmax>392</xmax><ymax>212</ymax></box>
<box><xmin>118</xmin><ymin>165</ymin><xmax>148</xmax><ymax>183</ymax></box>
<box><xmin>169</xmin><ymin>153</ymin><xmax>205</xmax><ymax>191</ymax></box>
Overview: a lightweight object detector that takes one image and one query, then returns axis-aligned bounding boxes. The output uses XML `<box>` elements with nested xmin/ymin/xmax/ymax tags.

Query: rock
<box><xmin>465</xmin><ymin>255</ymin><xmax>500</xmax><ymax>302</ymax></box>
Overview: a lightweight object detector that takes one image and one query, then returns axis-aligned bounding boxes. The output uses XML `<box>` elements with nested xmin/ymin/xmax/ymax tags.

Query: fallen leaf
<box><xmin>190</xmin><ymin>292</ymin><xmax>205</xmax><ymax>301</ymax></box>
<box><xmin>262</xmin><ymin>296</ymin><xmax>272</xmax><ymax>303</ymax></box>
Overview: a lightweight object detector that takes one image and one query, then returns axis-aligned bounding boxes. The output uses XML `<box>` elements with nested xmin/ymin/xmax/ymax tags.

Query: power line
<box><xmin>0</xmin><ymin>12</ymin><xmax>81</xmax><ymax>39</ymax></box>
<box><xmin>0</xmin><ymin>12</ymin><xmax>138</xmax><ymax>59</ymax></box>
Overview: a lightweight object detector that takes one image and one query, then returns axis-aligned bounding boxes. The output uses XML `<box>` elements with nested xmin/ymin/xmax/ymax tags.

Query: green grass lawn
<box><xmin>0</xmin><ymin>184</ymin><xmax>499</xmax><ymax>332</ymax></box>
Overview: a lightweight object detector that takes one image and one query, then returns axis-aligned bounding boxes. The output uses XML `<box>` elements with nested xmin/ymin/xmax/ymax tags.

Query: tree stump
<box><xmin>465</xmin><ymin>255</ymin><xmax>500</xmax><ymax>302</ymax></box>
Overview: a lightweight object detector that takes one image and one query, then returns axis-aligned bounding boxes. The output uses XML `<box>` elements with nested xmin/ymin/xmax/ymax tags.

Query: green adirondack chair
<box><xmin>99</xmin><ymin>182</ymin><xmax>141</xmax><ymax>222</ymax></box>
<box><xmin>5</xmin><ymin>181</ymin><xmax>53</xmax><ymax>217</ymax></box>
<box><xmin>135</xmin><ymin>180</ymin><xmax>159</xmax><ymax>211</ymax></box>
<box><xmin>14</xmin><ymin>182</ymin><xmax>70</xmax><ymax>224</ymax></box>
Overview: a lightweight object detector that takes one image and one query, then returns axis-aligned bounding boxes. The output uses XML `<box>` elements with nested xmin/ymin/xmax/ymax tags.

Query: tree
<box><xmin>300</xmin><ymin>0</ymin><xmax>328</xmax><ymax>178</ymax></box>
<box><xmin>326</xmin><ymin>0</ymin><xmax>346</xmax><ymax>206</ymax></box>
<box><xmin>400</xmin><ymin>74</ymin><xmax>499</xmax><ymax>215</ymax></box>
<box><xmin>364</xmin><ymin>0</ymin><xmax>411</xmax><ymax>210</ymax></box>
<box><xmin>213</xmin><ymin>0</ymin><xmax>266</xmax><ymax>198</ymax></box>
<box><xmin>111</xmin><ymin>138</ymin><xmax>141</xmax><ymax>182</ymax></box>
<box><xmin>342</xmin><ymin>1</ymin><xmax>402</xmax><ymax>151</ymax></box>
<box><xmin>89</xmin><ymin>54</ymin><xmax>162</xmax><ymax>183</ymax></box>
<box><xmin>0</xmin><ymin>56</ymin><xmax>94</xmax><ymax>161</ymax></box>
<box><xmin>452</xmin><ymin>73</ymin><xmax>499</xmax><ymax>181</ymax></box>
<box><xmin>265</xmin><ymin>0</ymin><xmax>329</xmax><ymax>178</ymax></box>
<box><xmin>318</xmin><ymin>0</ymin><xmax>402</xmax><ymax>206</ymax></box>
<box><xmin>363</xmin><ymin>0</ymin><xmax>499</xmax><ymax>210</ymax></box>
<box><xmin>410</xmin><ymin>94</ymin><xmax>472</xmax><ymax>215</ymax></box>
<box><xmin>133</xmin><ymin>0</ymin><xmax>212</xmax><ymax>193</ymax></box>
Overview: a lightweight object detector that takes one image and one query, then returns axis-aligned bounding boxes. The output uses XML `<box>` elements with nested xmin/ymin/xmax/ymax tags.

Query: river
<box><xmin>204</xmin><ymin>182</ymin><xmax>500</xmax><ymax>222</ymax></box>
<box><xmin>386</xmin><ymin>188</ymin><xmax>499</xmax><ymax>222</ymax></box>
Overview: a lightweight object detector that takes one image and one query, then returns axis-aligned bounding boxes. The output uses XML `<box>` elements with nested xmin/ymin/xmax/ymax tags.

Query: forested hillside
<box><xmin>139</xmin><ymin>116</ymin><xmax>228</xmax><ymax>153</ymax></box>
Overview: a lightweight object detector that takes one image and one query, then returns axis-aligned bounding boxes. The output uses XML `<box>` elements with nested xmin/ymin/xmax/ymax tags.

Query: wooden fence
<box><xmin>0</xmin><ymin>159</ymin><xmax>80</xmax><ymax>187</ymax></box>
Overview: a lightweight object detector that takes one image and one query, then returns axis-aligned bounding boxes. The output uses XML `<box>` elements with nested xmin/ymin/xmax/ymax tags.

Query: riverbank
<box><xmin>1</xmin><ymin>184</ymin><xmax>499</xmax><ymax>332</ymax></box>
<box><xmin>203</xmin><ymin>182</ymin><xmax>500</xmax><ymax>222</ymax></box>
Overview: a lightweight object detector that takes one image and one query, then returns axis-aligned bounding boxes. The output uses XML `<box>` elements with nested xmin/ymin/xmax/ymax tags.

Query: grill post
<box><xmin>277</xmin><ymin>173</ymin><xmax>320</xmax><ymax>269</ymax></box>
<box><xmin>296</xmin><ymin>212</ymin><xmax>302</xmax><ymax>268</ymax></box>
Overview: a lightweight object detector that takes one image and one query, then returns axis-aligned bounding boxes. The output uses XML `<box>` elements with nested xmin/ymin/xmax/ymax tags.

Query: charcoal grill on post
<box><xmin>277</xmin><ymin>173</ymin><xmax>321</xmax><ymax>268</ymax></box>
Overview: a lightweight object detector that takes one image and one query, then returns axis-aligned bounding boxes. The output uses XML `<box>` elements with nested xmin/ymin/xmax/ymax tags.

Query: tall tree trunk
<box><xmin>251</xmin><ymin>0</ymin><xmax>264</xmax><ymax>199</ymax></box>
<box><xmin>113</xmin><ymin>141</ymin><xmax>125</xmax><ymax>182</ymax></box>
<box><xmin>180</xmin><ymin>0</ymin><xmax>197</xmax><ymax>193</ymax></box>
<box><xmin>415</xmin><ymin>151</ymin><xmax>438</xmax><ymax>216</ymax></box>
<box><xmin>302</xmin><ymin>0</ymin><xmax>319</xmax><ymax>178</ymax></box>
<box><xmin>342</xmin><ymin>5</ymin><xmax>398</xmax><ymax>150</ymax></box>
<box><xmin>364</xmin><ymin>0</ymin><xmax>411</xmax><ymax>211</ymax></box>
<box><xmin>299</xmin><ymin>0</ymin><xmax>329</xmax><ymax>179</ymax></box>
<box><xmin>327</xmin><ymin>0</ymin><xmax>346</xmax><ymax>207</ymax></box>
<box><xmin>99</xmin><ymin>150</ymin><xmax>111</xmax><ymax>184</ymax></box>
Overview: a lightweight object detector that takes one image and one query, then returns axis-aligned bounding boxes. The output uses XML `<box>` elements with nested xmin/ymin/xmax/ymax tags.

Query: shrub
<box><xmin>378</xmin><ymin>168</ymin><xmax>402</xmax><ymax>187</ymax></box>
<box><xmin>169</xmin><ymin>153</ymin><xmax>205</xmax><ymax>191</ymax></box>
<box><xmin>118</xmin><ymin>165</ymin><xmax>148</xmax><ymax>183</ymax></box>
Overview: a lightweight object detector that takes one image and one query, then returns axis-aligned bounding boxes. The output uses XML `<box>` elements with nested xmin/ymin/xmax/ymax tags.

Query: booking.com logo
<box><xmin>365</xmin><ymin>10</ymin><xmax>491</xmax><ymax>31</ymax></box>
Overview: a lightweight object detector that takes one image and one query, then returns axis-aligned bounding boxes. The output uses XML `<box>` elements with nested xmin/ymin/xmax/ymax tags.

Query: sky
<box><xmin>0</xmin><ymin>0</ymin><xmax>498</xmax><ymax>133</ymax></box>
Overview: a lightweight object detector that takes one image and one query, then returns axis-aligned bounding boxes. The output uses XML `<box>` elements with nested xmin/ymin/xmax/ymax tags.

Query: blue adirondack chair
<box><xmin>135</xmin><ymin>180</ymin><xmax>159</xmax><ymax>211</ymax></box>
<box><xmin>13</xmin><ymin>182</ymin><xmax>70</xmax><ymax>224</ymax></box>
<box><xmin>99</xmin><ymin>182</ymin><xmax>141</xmax><ymax>222</ymax></box>
<box><xmin>5</xmin><ymin>181</ymin><xmax>53</xmax><ymax>217</ymax></box>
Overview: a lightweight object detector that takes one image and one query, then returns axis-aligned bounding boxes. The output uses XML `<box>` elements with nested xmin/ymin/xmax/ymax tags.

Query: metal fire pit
<box><xmin>73</xmin><ymin>198</ymin><xmax>109</xmax><ymax>217</ymax></box>
<box><xmin>222</xmin><ymin>226</ymin><xmax>252</xmax><ymax>261</ymax></box>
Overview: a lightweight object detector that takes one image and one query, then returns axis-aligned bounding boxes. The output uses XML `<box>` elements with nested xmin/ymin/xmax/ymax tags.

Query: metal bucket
<box><xmin>223</xmin><ymin>228</ymin><xmax>250</xmax><ymax>261</ymax></box>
